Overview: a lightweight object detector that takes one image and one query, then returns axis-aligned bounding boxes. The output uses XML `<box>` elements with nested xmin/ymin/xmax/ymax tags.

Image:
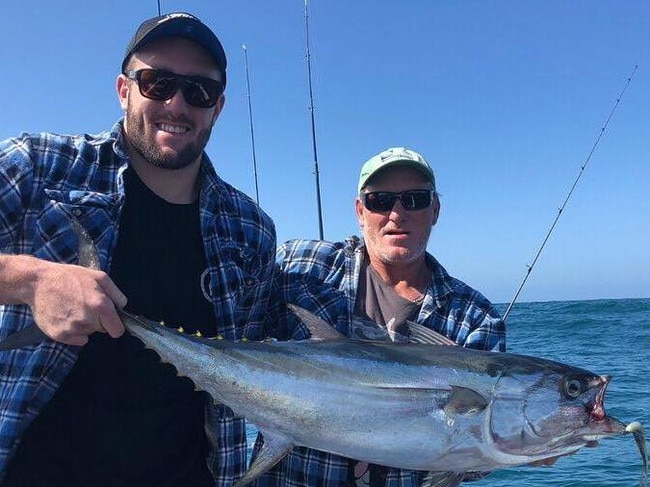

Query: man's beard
<box><xmin>125</xmin><ymin>110</ymin><xmax>212</xmax><ymax>170</ymax></box>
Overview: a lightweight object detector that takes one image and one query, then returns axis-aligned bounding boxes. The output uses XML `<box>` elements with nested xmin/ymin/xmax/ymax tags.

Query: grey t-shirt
<box><xmin>355</xmin><ymin>260</ymin><xmax>423</xmax><ymax>335</ymax></box>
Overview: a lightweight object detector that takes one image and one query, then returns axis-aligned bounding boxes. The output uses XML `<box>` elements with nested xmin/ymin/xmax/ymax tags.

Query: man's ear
<box><xmin>116</xmin><ymin>74</ymin><xmax>129</xmax><ymax>111</ymax></box>
<box><xmin>355</xmin><ymin>197</ymin><xmax>365</xmax><ymax>228</ymax></box>
<box><xmin>211</xmin><ymin>94</ymin><xmax>226</xmax><ymax>126</ymax></box>
<box><xmin>431</xmin><ymin>196</ymin><xmax>441</xmax><ymax>226</ymax></box>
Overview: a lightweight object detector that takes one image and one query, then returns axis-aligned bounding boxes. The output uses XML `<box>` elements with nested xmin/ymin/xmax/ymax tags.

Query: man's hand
<box><xmin>26</xmin><ymin>259</ymin><xmax>128</xmax><ymax>346</ymax></box>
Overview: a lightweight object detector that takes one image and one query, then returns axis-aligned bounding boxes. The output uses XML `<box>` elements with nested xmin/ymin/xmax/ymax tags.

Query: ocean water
<box><xmin>246</xmin><ymin>298</ymin><xmax>650</xmax><ymax>486</ymax></box>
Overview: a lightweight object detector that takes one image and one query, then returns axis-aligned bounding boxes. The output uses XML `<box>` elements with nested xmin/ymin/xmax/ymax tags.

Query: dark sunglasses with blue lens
<box><xmin>361</xmin><ymin>189</ymin><xmax>435</xmax><ymax>212</ymax></box>
<box><xmin>125</xmin><ymin>68</ymin><xmax>224</xmax><ymax>108</ymax></box>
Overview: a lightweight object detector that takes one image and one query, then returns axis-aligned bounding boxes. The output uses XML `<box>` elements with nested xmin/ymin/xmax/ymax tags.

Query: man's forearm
<box><xmin>0</xmin><ymin>253</ymin><xmax>40</xmax><ymax>306</ymax></box>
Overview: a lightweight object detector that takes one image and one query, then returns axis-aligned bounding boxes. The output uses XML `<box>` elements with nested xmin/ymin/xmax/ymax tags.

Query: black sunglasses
<box><xmin>361</xmin><ymin>189</ymin><xmax>435</xmax><ymax>212</ymax></box>
<box><xmin>124</xmin><ymin>69</ymin><xmax>224</xmax><ymax>108</ymax></box>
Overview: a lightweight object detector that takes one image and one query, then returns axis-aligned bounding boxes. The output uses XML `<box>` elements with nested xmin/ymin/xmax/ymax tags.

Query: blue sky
<box><xmin>0</xmin><ymin>1</ymin><xmax>648</xmax><ymax>305</ymax></box>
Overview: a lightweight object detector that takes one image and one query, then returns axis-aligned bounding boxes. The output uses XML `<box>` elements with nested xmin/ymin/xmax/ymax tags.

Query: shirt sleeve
<box><xmin>0</xmin><ymin>135</ymin><xmax>36</xmax><ymax>249</ymax></box>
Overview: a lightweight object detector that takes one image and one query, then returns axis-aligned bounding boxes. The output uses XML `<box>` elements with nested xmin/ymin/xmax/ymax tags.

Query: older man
<box><xmin>255</xmin><ymin>147</ymin><xmax>505</xmax><ymax>487</ymax></box>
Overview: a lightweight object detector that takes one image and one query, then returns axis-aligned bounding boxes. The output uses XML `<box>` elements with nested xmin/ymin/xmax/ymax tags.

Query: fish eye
<box><xmin>563</xmin><ymin>377</ymin><xmax>585</xmax><ymax>398</ymax></box>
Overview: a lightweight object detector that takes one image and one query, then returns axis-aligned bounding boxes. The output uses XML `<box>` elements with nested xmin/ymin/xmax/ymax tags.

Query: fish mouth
<box><xmin>587</xmin><ymin>375</ymin><xmax>610</xmax><ymax>421</ymax></box>
<box><xmin>579</xmin><ymin>415</ymin><xmax>628</xmax><ymax>440</ymax></box>
<box><xmin>538</xmin><ymin>415</ymin><xmax>628</xmax><ymax>457</ymax></box>
<box><xmin>578</xmin><ymin>376</ymin><xmax>627</xmax><ymax>440</ymax></box>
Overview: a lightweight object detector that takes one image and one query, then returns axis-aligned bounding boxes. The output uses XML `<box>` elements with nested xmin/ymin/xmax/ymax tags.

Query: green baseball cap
<box><xmin>358</xmin><ymin>147</ymin><xmax>436</xmax><ymax>194</ymax></box>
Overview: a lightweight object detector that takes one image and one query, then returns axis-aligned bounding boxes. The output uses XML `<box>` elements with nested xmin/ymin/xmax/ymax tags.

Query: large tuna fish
<box><xmin>0</xmin><ymin>222</ymin><xmax>646</xmax><ymax>487</ymax></box>
<box><xmin>124</xmin><ymin>306</ymin><xmax>648</xmax><ymax>487</ymax></box>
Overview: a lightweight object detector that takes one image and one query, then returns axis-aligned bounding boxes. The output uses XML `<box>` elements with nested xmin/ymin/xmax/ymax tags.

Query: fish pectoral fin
<box><xmin>439</xmin><ymin>386</ymin><xmax>488</xmax><ymax>416</ymax></box>
<box><xmin>235</xmin><ymin>431</ymin><xmax>293</xmax><ymax>487</ymax></box>
<box><xmin>419</xmin><ymin>471</ymin><xmax>465</xmax><ymax>487</ymax></box>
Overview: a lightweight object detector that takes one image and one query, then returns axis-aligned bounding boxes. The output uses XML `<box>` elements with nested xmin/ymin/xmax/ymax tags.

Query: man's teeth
<box><xmin>159</xmin><ymin>123</ymin><xmax>187</xmax><ymax>133</ymax></box>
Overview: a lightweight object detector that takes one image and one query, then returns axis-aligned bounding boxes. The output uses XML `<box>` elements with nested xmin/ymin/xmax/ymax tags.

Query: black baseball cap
<box><xmin>122</xmin><ymin>12</ymin><xmax>227</xmax><ymax>87</ymax></box>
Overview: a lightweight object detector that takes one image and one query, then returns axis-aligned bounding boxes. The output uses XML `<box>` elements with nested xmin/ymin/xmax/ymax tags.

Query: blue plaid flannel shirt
<box><xmin>254</xmin><ymin>237</ymin><xmax>506</xmax><ymax>487</ymax></box>
<box><xmin>0</xmin><ymin>120</ymin><xmax>276</xmax><ymax>485</ymax></box>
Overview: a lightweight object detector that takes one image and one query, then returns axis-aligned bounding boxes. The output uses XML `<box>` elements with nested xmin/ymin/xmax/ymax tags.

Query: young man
<box><xmin>0</xmin><ymin>12</ymin><xmax>275</xmax><ymax>486</ymax></box>
<box><xmin>255</xmin><ymin>147</ymin><xmax>505</xmax><ymax>487</ymax></box>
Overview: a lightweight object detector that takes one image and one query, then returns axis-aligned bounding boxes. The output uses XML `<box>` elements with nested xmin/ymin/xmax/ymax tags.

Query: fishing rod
<box><xmin>304</xmin><ymin>0</ymin><xmax>325</xmax><ymax>239</ymax></box>
<box><xmin>156</xmin><ymin>0</ymin><xmax>161</xmax><ymax>16</ymax></box>
<box><xmin>502</xmin><ymin>65</ymin><xmax>638</xmax><ymax>322</ymax></box>
<box><xmin>242</xmin><ymin>45</ymin><xmax>261</xmax><ymax>204</ymax></box>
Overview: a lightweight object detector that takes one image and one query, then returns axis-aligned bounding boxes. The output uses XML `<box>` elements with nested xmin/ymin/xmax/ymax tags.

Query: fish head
<box><xmin>489</xmin><ymin>361</ymin><xmax>626</xmax><ymax>462</ymax></box>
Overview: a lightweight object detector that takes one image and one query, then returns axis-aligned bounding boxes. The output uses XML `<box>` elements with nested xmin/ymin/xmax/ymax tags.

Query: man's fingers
<box><xmin>97</xmin><ymin>273</ymin><xmax>128</xmax><ymax>310</ymax></box>
<box><xmin>98</xmin><ymin>308</ymin><xmax>125</xmax><ymax>338</ymax></box>
<box><xmin>94</xmin><ymin>273</ymin><xmax>127</xmax><ymax>338</ymax></box>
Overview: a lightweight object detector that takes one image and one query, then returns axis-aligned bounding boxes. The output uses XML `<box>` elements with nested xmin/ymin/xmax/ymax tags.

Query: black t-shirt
<box><xmin>6</xmin><ymin>167</ymin><xmax>218</xmax><ymax>487</ymax></box>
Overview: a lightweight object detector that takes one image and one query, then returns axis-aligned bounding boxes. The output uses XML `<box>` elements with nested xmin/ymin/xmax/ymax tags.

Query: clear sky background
<box><xmin>0</xmin><ymin>1</ymin><xmax>648</xmax><ymax>306</ymax></box>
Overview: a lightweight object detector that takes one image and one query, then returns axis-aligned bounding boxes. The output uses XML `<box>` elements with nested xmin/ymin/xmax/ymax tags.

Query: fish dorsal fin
<box><xmin>287</xmin><ymin>305</ymin><xmax>459</xmax><ymax>346</ymax></box>
<box><xmin>235</xmin><ymin>431</ymin><xmax>293</xmax><ymax>487</ymax></box>
<box><xmin>286</xmin><ymin>304</ymin><xmax>346</xmax><ymax>340</ymax></box>
<box><xmin>407</xmin><ymin>321</ymin><xmax>458</xmax><ymax>346</ymax></box>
